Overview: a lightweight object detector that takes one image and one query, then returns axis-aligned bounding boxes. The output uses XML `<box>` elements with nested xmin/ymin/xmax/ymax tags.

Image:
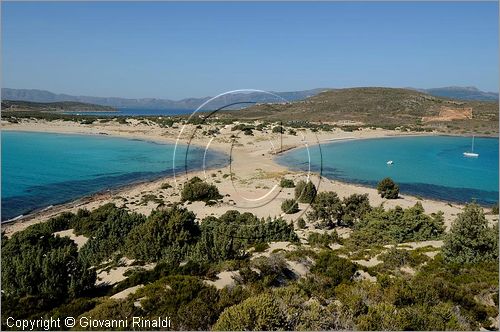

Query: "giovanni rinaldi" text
<box><xmin>80</xmin><ymin>317</ymin><xmax>172</xmax><ymax>329</ymax></box>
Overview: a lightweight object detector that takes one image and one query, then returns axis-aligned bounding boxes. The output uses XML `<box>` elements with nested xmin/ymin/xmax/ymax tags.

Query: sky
<box><xmin>2</xmin><ymin>1</ymin><xmax>498</xmax><ymax>100</ymax></box>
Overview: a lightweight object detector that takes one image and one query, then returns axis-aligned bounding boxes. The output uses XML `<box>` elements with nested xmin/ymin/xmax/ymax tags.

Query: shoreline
<box><xmin>2</xmin><ymin>156</ymin><xmax>231</xmax><ymax>224</ymax></box>
<box><xmin>2</xmin><ymin>119</ymin><xmax>497</xmax><ymax>236</ymax></box>
<box><xmin>1</xmin><ymin>132</ymin><xmax>229</xmax><ymax>224</ymax></box>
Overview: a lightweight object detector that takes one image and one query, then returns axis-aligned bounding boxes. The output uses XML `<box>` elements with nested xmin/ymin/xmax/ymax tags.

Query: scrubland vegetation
<box><xmin>2</xmin><ymin>179</ymin><xmax>498</xmax><ymax>331</ymax></box>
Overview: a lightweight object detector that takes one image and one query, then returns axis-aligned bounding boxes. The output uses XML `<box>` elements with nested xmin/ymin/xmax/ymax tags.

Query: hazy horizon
<box><xmin>2</xmin><ymin>85</ymin><xmax>498</xmax><ymax>102</ymax></box>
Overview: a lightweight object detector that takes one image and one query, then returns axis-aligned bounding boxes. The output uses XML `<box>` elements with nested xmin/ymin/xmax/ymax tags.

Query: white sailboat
<box><xmin>463</xmin><ymin>135</ymin><xmax>479</xmax><ymax>158</ymax></box>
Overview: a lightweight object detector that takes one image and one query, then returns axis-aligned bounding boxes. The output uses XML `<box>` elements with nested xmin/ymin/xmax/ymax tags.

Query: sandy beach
<box><xmin>2</xmin><ymin>117</ymin><xmax>497</xmax><ymax>237</ymax></box>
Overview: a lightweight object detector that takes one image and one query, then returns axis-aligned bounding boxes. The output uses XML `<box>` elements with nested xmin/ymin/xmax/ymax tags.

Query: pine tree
<box><xmin>442</xmin><ymin>203</ymin><xmax>498</xmax><ymax>264</ymax></box>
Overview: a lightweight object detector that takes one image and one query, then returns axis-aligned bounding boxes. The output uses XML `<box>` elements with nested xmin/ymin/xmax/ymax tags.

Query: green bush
<box><xmin>377</xmin><ymin>177</ymin><xmax>399</xmax><ymax>199</ymax></box>
<box><xmin>294</xmin><ymin>180</ymin><xmax>317</xmax><ymax>204</ymax></box>
<box><xmin>231</xmin><ymin>123</ymin><xmax>254</xmax><ymax>131</ymax></box>
<box><xmin>307</xmin><ymin>231</ymin><xmax>339</xmax><ymax>247</ymax></box>
<box><xmin>341</xmin><ymin>193</ymin><xmax>371</xmax><ymax>226</ymax></box>
<box><xmin>250</xmin><ymin>254</ymin><xmax>295</xmax><ymax>287</ymax></box>
<box><xmin>48</xmin><ymin>298</ymin><xmax>99</xmax><ymax>322</ymax></box>
<box><xmin>72</xmin><ymin>203</ymin><xmax>139</xmax><ymax>237</ymax></box>
<box><xmin>140</xmin><ymin>194</ymin><xmax>163</xmax><ymax>205</ymax></box>
<box><xmin>193</xmin><ymin>211</ymin><xmax>298</xmax><ymax>263</ymax></box>
<box><xmin>25</xmin><ymin>211</ymin><xmax>75</xmax><ymax>234</ymax></box>
<box><xmin>1</xmin><ymin>228</ymin><xmax>96</xmax><ymax>304</ymax></box>
<box><xmin>281</xmin><ymin>199</ymin><xmax>299</xmax><ymax>214</ymax></box>
<box><xmin>78</xmin><ymin>205</ymin><xmax>146</xmax><ymax>265</ymax></box>
<box><xmin>272</xmin><ymin>125</ymin><xmax>284</xmax><ymax>134</ymax></box>
<box><xmin>297</xmin><ymin>217</ymin><xmax>306</xmax><ymax>229</ymax></box>
<box><xmin>492</xmin><ymin>202</ymin><xmax>499</xmax><ymax>214</ymax></box>
<box><xmin>279</xmin><ymin>178</ymin><xmax>295</xmax><ymax>188</ymax></box>
<box><xmin>134</xmin><ymin>275</ymin><xmax>221</xmax><ymax>330</ymax></box>
<box><xmin>348</xmin><ymin>203</ymin><xmax>445</xmax><ymax>248</ymax></box>
<box><xmin>181</xmin><ymin>176</ymin><xmax>222</xmax><ymax>202</ymax></box>
<box><xmin>308</xmin><ymin>191</ymin><xmax>342</xmax><ymax>228</ymax></box>
<box><xmin>161</xmin><ymin>182</ymin><xmax>173</xmax><ymax>189</ymax></box>
<box><xmin>442</xmin><ymin>204</ymin><xmax>498</xmax><ymax>264</ymax></box>
<box><xmin>356</xmin><ymin>303</ymin><xmax>401</xmax><ymax>331</ymax></box>
<box><xmin>255</xmin><ymin>123</ymin><xmax>267</xmax><ymax>131</ymax></box>
<box><xmin>243</xmin><ymin>128</ymin><xmax>253</xmax><ymax>135</ymax></box>
<box><xmin>213</xmin><ymin>293</ymin><xmax>288</xmax><ymax>330</ymax></box>
<box><xmin>378</xmin><ymin>247</ymin><xmax>427</xmax><ymax>270</ymax></box>
<box><xmin>311</xmin><ymin>250</ymin><xmax>357</xmax><ymax>287</ymax></box>
<box><xmin>125</xmin><ymin>205</ymin><xmax>199</xmax><ymax>262</ymax></box>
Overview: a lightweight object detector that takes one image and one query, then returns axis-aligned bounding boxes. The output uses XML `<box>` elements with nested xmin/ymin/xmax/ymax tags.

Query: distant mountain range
<box><xmin>411</xmin><ymin>86</ymin><xmax>498</xmax><ymax>101</ymax></box>
<box><xmin>1</xmin><ymin>88</ymin><xmax>328</xmax><ymax>110</ymax></box>
<box><xmin>1</xmin><ymin>100</ymin><xmax>115</xmax><ymax>113</ymax></box>
<box><xmin>1</xmin><ymin>86</ymin><xmax>497</xmax><ymax>110</ymax></box>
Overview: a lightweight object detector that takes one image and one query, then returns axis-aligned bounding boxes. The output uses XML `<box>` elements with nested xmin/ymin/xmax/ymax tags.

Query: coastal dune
<box><xmin>2</xmin><ymin>118</ymin><xmax>496</xmax><ymax>237</ymax></box>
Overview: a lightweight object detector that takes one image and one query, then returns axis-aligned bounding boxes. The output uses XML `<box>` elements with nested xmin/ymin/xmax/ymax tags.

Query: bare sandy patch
<box><xmin>385</xmin><ymin>240</ymin><xmax>444</xmax><ymax>250</ymax></box>
<box><xmin>353</xmin><ymin>256</ymin><xmax>383</xmax><ymax>267</ymax></box>
<box><xmin>205</xmin><ymin>271</ymin><xmax>240</xmax><ymax>290</ymax></box>
<box><xmin>286</xmin><ymin>259</ymin><xmax>311</xmax><ymax>278</ymax></box>
<box><xmin>54</xmin><ymin>229</ymin><xmax>88</xmax><ymax>250</ymax></box>
<box><xmin>422</xmin><ymin>106</ymin><xmax>472</xmax><ymax>122</ymax></box>
<box><xmin>400</xmin><ymin>266</ymin><xmax>416</xmax><ymax>275</ymax></box>
<box><xmin>355</xmin><ymin>270</ymin><xmax>376</xmax><ymax>282</ymax></box>
<box><xmin>110</xmin><ymin>285</ymin><xmax>144</xmax><ymax>300</ymax></box>
<box><xmin>251</xmin><ymin>241</ymin><xmax>299</xmax><ymax>259</ymax></box>
<box><xmin>96</xmin><ymin>258</ymin><xmax>156</xmax><ymax>286</ymax></box>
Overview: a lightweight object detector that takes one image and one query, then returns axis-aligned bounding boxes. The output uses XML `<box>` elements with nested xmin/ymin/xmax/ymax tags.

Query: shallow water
<box><xmin>1</xmin><ymin>131</ymin><xmax>227</xmax><ymax>220</ymax></box>
<box><xmin>276</xmin><ymin>136</ymin><xmax>499</xmax><ymax>205</ymax></box>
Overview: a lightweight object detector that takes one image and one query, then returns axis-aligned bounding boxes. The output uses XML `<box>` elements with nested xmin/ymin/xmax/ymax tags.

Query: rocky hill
<box><xmin>221</xmin><ymin>87</ymin><xmax>498</xmax><ymax>135</ymax></box>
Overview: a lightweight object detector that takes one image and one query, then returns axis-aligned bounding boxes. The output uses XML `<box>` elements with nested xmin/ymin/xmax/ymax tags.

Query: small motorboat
<box><xmin>386</xmin><ymin>160</ymin><xmax>394</xmax><ymax>165</ymax></box>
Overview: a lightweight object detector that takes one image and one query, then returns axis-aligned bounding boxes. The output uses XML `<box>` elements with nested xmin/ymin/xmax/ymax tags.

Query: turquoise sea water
<box><xmin>1</xmin><ymin>131</ymin><xmax>227</xmax><ymax>221</ymax></box>
<box><xmin>276</xmin><ymin>136</ymin><xmax>499</xmax><ymax>205</ymax></box>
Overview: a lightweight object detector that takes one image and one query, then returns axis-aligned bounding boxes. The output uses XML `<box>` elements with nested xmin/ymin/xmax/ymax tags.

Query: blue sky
<box><xmin>2</xmin><ymin>2</ymin><xmax>498</xmax><ymax>99</ymax></box>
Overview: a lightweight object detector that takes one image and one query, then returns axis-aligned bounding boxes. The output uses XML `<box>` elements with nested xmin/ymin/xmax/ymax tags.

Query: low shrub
<box><xmin>297</xmin><ymin>217</ymin><xmax>306</xmax><ymax>229</ymax></box>
<box><xmin>311</xmin><ymin>251</ymin><xmax>357</xmax><ymax>286</ymax></box>
<box><xmin>308</xmin><ymin>191</ymin><xmax>342</xmax><ymax>228</ymax></box>
<box><xmin>307</xmin><ymin>231</ymin><xmax>339</xmax><ymax>247</ymax></box>
<box><xmin>161</xmin><ymin>182</ymin><xmax>173</xmax><ymax>189</ymax></box>
<box><xmin>272</xmin><ymin>126</ymin><xmax>284</xmax><ymax>134</ymax></box>
<box><xmin>280</xmin><ymin>178</ymin><xmax>295</xmax><ymax>188</ymax></box>
<box><xmin>377</xmin><ymin>177</ymin><xmax>399</xmax><ymax>199</ymax></box>
<box><xmin>181</xmin><ymin>177</ymin><xmax>222</xmax><ymax>202</ymax></box>
<box><xmin>294</xmin><ymin>180</ymin><xmax>317</xmax><ymax>204</ymax></box>
<box><xmin>281</xmin><ymin>199</ymin><xmax>299</xmax><ymax>214</ymax></box>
